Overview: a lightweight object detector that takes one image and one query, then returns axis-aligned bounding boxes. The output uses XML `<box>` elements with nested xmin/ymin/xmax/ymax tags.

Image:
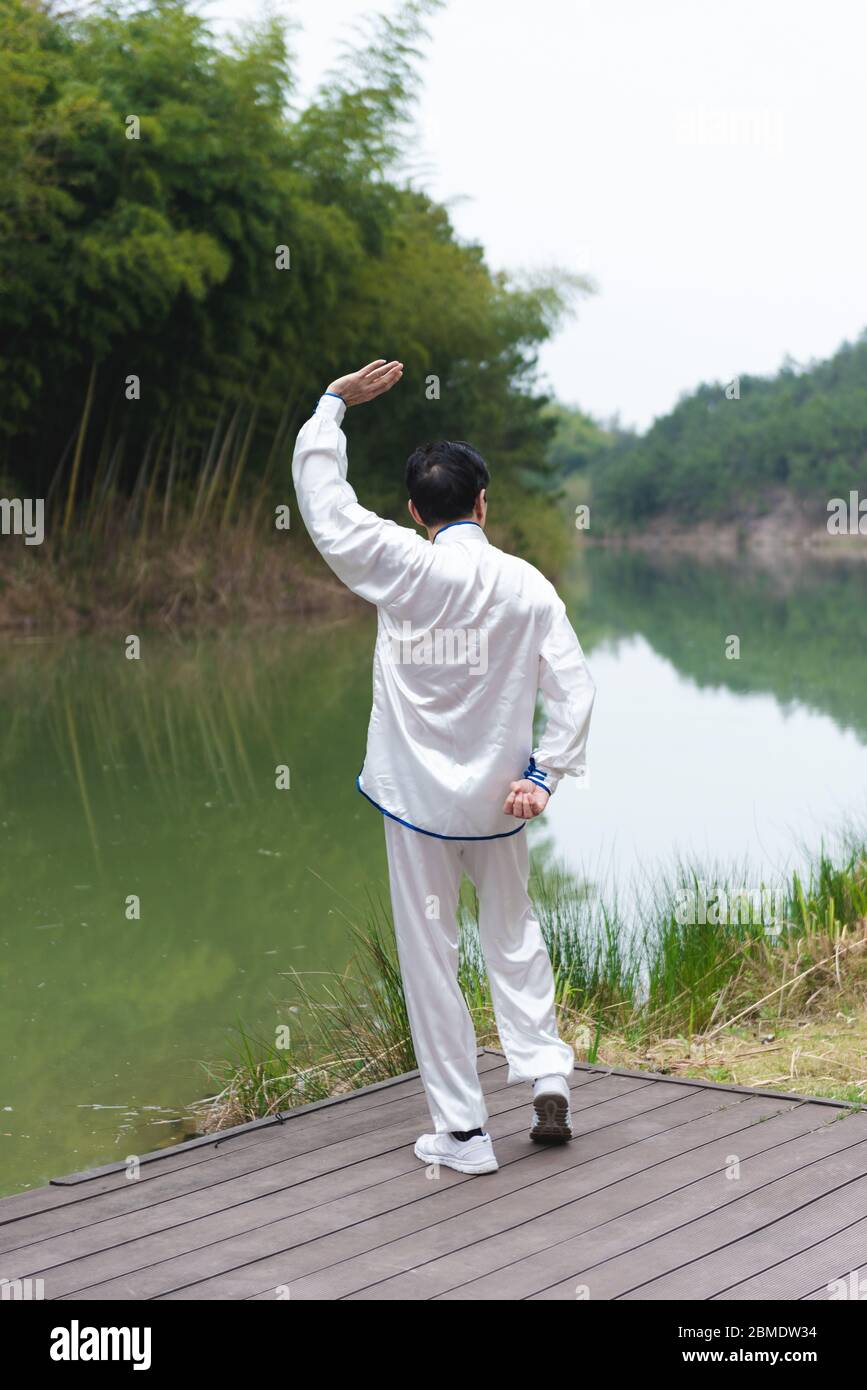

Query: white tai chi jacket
<box><xmin>292</xmin><ymin>393</ymin><xmax>596</xmax><ymax>840</ymax></box>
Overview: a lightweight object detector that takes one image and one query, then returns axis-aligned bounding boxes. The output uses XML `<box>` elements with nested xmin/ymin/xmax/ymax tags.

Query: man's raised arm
<box><xmin>292</xmin><ymin>360</ymin><xmax>428</xmax><ymax>606</ymax></box>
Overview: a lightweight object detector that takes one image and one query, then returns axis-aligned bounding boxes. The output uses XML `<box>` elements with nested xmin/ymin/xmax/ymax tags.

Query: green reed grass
<box><xmin>201</xmin><ymin>840</ymin><xmax>867</xmax><ymax>1130</ymax></box>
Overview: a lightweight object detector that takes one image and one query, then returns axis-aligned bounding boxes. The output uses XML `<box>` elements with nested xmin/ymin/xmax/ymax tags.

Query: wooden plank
<box><xmin>0</xmin><ymin>1054</ymin><xmax>516</xmax><ymax>1255</ymax></box>
<box><xmin>0</xmin><ymin>1065</ymin><xmax>536</xmax><ymax>1276</ymax></box>
<box><xmin>0</xmin><ymin>1052</ymin><xmax>510</xmax><ymax>1222</ymax></box>
<box><xmin>527</xmin><ymin>1118</ymin><xmax>867</xmax><ymax>1301</ymax></box>
<box><xmin>152</xmin><ymin>1090</ymin><xmax>719</xmax><ymax>1301</ymax></box>
<box><xmin>259</xmin><ymin>1092</ymin><xmax>778</xmax><ymax>1302</ymax></box>
<box><xmin>10</xmin><ymin>1071</ymin><xmax>630</xmax><ymax>1291</ymax></box>
<box><xmin>44</xmin><ymin>1076</ymin><xmax>661</xmax><ymax>1299</ymax></box>
<box><xmin>615</xmin><ymin>1144</ymin><xmax>867</xmax><ymax>1301</ymax></box>
<box><xmin>802</xmin><ymin>1241</ymin><xmax>867</xmax><ymax>1301</ymax></box>
<box><xmin>426</xmin><ymin>1107</ymin><xmax>866</xmax><ymax>1301</ymax></box>
<box><xmin>340</xmin><ymin>1099</ymin><xmax>827</xmax><ymax>1302</ymax></box>
<box><xmin>153</xmin><ymin>1086</ymin><xmax>770</xmax><ymax>1300</ymax></box>
<box><xmin>714</xmin><ymin>1214</ymin><xmax>867</xmax><ymax>1300</ymax></box>
<box><xmin>4</xmin><ymin>1053</ymin><xmax>863</xmax><ymax>1305</ymax></box>
<box><xmin>1</xmin><ymin>1064</ymin><xmax>612</xmax><ymax>1266</ymax></box>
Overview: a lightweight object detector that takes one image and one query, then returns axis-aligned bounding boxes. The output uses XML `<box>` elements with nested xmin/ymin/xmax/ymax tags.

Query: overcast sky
<box><xmin>205</xmin><ymin>0</ymin><xmax>867</xmax><ymax>428</ymax></box>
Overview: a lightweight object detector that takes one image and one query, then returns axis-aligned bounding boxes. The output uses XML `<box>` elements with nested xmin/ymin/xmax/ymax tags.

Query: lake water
<box><xmin>2</xmin><ymin>548</ymin><xmax>866</xmax><ymax>1194</ymax></box>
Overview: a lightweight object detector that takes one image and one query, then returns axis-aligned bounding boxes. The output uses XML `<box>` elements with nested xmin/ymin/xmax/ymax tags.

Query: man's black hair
<box><xmin>405</xmin><ymin>440</ymin><xmax>490</xmax><ymax>527</ymax></box>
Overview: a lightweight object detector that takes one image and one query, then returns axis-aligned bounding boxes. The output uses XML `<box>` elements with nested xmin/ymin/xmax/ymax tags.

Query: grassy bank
<box><xmin>199</xmin><ymin>839</ymin><xmax>867</xmax><ymax>1131</ymax></box>
<box><xmin>0</xmin><ymin>471</ymin><xmax>570</xmax><ymax>634</ymax></box>
<box><xmin>0</xmin><ymin>513</ymin><xmax>356</xmax><ymax>635</ymax></box>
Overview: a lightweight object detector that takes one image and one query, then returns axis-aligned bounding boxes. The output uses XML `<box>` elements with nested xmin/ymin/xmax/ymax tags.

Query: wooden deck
<box><xmin>2</xmin><ymin>1050</ymin><xmax>867</xmax><ymax>1301</ymax></box>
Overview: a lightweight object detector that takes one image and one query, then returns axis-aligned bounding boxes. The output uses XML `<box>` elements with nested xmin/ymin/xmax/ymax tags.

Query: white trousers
<box><xmin>384</xmin><ymin>818</ymin><xmax>574</xmax><ymax>1133</ymax></box>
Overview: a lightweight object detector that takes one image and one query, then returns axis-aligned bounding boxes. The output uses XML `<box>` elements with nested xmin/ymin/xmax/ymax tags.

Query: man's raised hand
<box><xmin>326</xmin><ymin>359</ymin><xmax>404</xmax><ymax>407</ymax></box>
<box><xmin>503</xmin><ymin>779</ymin><xmax>550</xmax><ymax>820</ymax></box>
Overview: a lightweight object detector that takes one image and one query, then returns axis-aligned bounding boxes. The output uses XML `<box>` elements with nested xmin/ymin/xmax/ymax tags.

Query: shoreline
<box><xmin>5</xmin><ymin>500</ymin><xmax>865</xmax><ymax>637</ymax></box>
<box><xmin>0</xmin><ymin>533</ymin><xmax>358</xmax><ymax>637</ymax></box>
<box><xmin>586</xmin><ymin>493</ymin><xmax>867</xmax><ymax>562</ymax></box>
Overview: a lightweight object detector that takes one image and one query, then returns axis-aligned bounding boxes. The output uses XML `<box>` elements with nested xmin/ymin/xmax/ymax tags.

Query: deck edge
<box><xmin>49</xmin><ymin>1050</ymin><xmax>493</xmax><ymax>1187</ymax></box>
<box><xmin>567</xmin><ymin>1057</ymin><xmax>864</xmax><ymax>1111</ymax></box>
<box><xmin>50</xmin><ymin>1047</ymin><xmax>861</xmax><ymax>1188</ymax></box>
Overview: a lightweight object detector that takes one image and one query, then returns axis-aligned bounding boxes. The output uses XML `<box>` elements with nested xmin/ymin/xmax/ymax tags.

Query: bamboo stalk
<box><xmin>201</xmin><ymin>401</ymin><xmax>240</xmax><ymax>525</ymax></box>
<box><xmin>62</xmin><ymin>358</ymin><xmax>98</xmax><ymax>539</ymax></box>
<box><xmin>221</xmin><ymin>403</ymin><xmax>259</xmax><ymax>530</ymax></box>
<box><xmin>83</xmin><ymin>408</ymin><xmax>117</xmax><ymax>539</ymax></box>
<box><xmin>140</xmin><ymin>421</ymin><xmax>171</xmax><ymax>544</ymax></box>
<box><xmin>126</xmin><ymin>431</ymin><xmax>155</xmax><ymax>532</ymax></box>
<box><xmin>187</xmin><ymin>409</ymin><xmax>224</xmax><ymax>530</ymax></box>
<box><xmin>94</xmin><ymin>432</ymin><xmax>125</xmax><ymax>541</ymax></box>
<box><xmin>249</xmin><ymin>396</ymin><xmax>301</xmax><ymax>530</ymax></box>
<box><xmin>162</xmin><ymin>423</ymin><xmax>182</xmax><ymax>532</ymax></box>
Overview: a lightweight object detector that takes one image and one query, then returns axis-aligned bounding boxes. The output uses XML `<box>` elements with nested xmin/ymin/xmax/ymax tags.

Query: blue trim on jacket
<box><xmin>523</xmin><ymin>756</ymin><xmax>551</xmax><ymax>794</ymax></box>
<box><xmin>433</xmin><ymin>521</ymin><xmax>484</xmax><ymax>543</ymax></box>
<box><xmin>356</xmin><ymin>775</ymin><xmax>525</xmax><ymax>841</ymax></box>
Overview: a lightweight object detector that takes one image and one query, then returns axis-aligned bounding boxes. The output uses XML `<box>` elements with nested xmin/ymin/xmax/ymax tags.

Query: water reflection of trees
<box><xmin>580</xmin><ymin>550</ymin><xmax>867</xmax><ymax>740</ymax></box>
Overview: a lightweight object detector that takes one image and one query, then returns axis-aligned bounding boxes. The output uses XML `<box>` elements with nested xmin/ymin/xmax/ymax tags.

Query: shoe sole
<box><xmin>531</xmin><ymin>1091</ymin><xmax>573</xmax><ymax>1144</ymax></box>
<box><xmin>413</xmin><ymin>1141</ymin><xmax>498</xmax><ymax>1174</ymax></box>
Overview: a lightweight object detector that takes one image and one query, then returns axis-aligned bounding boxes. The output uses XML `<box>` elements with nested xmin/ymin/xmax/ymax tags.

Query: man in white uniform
<box><xmin>293</xmin><ymin>360</ymin><xmax>596</xmax><ymax>1174</ymax></box>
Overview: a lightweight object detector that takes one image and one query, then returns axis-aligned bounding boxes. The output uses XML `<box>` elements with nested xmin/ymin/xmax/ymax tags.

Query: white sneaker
<box><xmin>531</xmin><ymin>1074</ymin><xmax>573</xmax><ymax>1143</ymax></box>
<box><xmin>414</xmin><ymin>1130</ymin><xmax>499</xmax><ymax>1174</ymax></box>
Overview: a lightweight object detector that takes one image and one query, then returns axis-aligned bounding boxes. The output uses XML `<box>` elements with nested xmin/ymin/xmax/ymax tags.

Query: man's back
<box><xmin>362</xmin><ymin>521</ymin><xmax>564</xmax><ymax>837</ymax></box>
<box><xmin>293</xmin><ymin>390</ymin><xmax>595</xmax><ymax>839</ymax></box>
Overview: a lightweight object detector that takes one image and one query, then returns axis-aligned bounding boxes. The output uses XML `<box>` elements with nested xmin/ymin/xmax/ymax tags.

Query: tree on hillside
<box><xmin>587</xmin><ymin>334</ymin><xmax>867</xmax><ymax>529</ymax></box>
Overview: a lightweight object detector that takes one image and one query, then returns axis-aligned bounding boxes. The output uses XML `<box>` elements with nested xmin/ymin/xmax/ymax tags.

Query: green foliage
<box><xmin>543</xmin><ymin>400</ymin><xmax>613</xmax><ymax>476</ymax></box>
<box><xmin>0</xmin><ymin>0</ymin><xmax>586</xmax><ymax>572</ymax></box>
<box><xmin>588</xmin><ymin>335</ymin><xmax>867</xmax><ymax>529</ymax></box>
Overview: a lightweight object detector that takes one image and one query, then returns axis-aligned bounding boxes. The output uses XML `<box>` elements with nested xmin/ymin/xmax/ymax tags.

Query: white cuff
<box><xmin>317</xmin><ymin>392</ymin><xmax>347</xmax><ymax>426</ymax></box>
